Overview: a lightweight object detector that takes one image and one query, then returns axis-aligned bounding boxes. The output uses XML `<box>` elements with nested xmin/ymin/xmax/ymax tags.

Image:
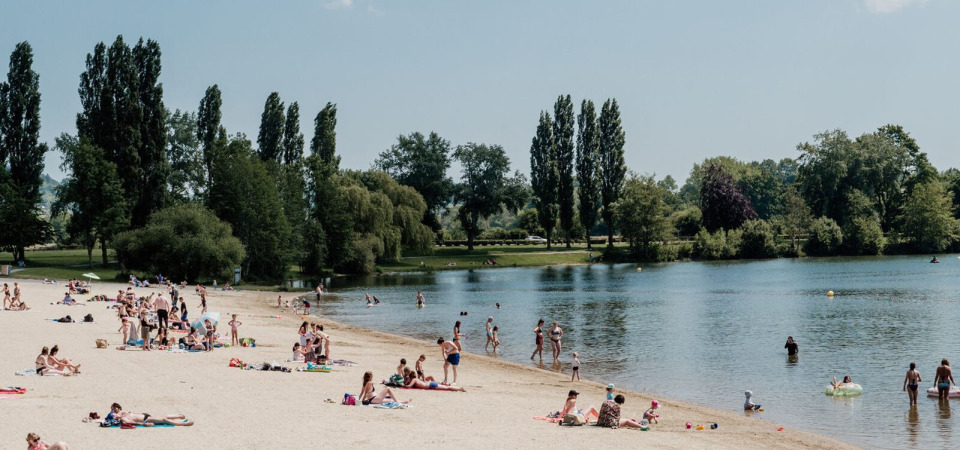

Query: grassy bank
<box><xmin>0</xmin><ymin>248</ymin><xmax>121</xmax><ymax>281</ymax></box>
<box><xmin>378</xmin><ymin>243</ymin><xmax>625</xmax><ymax>272</ymax></box>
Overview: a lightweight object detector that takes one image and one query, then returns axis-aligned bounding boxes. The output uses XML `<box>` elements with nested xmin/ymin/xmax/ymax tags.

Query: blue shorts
<box><xmin>446</xmin><ymin>353</ymin><xmax>460</xmax><ymax>366</ymax></box>
<box><xmin>429</xmin><ymin>381</ymin><xmax>439</xmax><ymax>389</ymax></box>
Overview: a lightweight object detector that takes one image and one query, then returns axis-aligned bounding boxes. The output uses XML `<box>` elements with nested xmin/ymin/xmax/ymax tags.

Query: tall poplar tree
<box><xmin>598</xmin><ymin>98</ymin><xmax>626</xmax><ymax>246</ymax></box>
<box><xmin>106</xmin><ymin>36</ymin><xmax>144</xmax><ymax>217</ymax></box>
<box><xmin>553</xmin><ymin>95</ymin><xmax>575</xmax><ymax>247</ymax></box>
<box><xmin>257</xmin><ymin>92</ymin><xmax>284</xmax><ymax>163</ymax></box>
<box><xmin>0</xmin><ymin>41</ymin><xmax>49</xmax><ymax>261</ymax></box>
<box><xmin>197</xmin><ymin>84</ymin><xmax>222</xmax><ymax>189</ymax></box>
<box><xmin>576</xmin><ymin>99</ymin><xmax>600</xmax><ymax>248</ymax></box>
<box><xmin>529</xmin><ymin>111</ymin><xmax>557</xmax><ymax>248</ymax></box>
<box><xmin>132</xmin><ymin>38</ymin><xmax>167</xmax><ymax>226</ymax></box>
<box><xmin>311</xmin><ymin>102</ymin><xmax>339</xmax><ymax>169</ymax></box>
<box><xmin>280</xmin><ymin>102</ymin><xmax>306</xmax><ymax>267</ymax></box>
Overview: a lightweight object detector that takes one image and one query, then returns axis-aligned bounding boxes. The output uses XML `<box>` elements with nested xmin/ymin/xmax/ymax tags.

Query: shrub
<box><xmin>671</xmin><ymin>206</ymin><xmax>702</xmax><ymax>237</ymax></box>
<box><xmin>844</xmin><ymin>216</ymin><xmax>885</xmax><ymax>255</ymax></box>
<box><xmin>805</xmin><ymin>217</ymin><xmax>843</xmax><ymax>256</ymax></box>
<box><xmin>113</xmin><ymin>205</ymin><xmax>245</xmax><ymax>281</ymax></box>
<box><xmin>739</xmin><ymin>219</ymin><xmax>777</xmax><ymax>259</ymax></box>
<box><xmin>693</xmin><ymin>228</ymin><xmax>740</xmax><ymax>260</ymax></box>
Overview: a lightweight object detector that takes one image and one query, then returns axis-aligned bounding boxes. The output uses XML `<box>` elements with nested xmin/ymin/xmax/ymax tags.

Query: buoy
<box><xmin>685</xmin><ymin>422</ymin><xmax>692</xmax><ymax>429</ymax></box>
<box><xmin>636</xmin><ymin>267</ymin><xmax>642</xmax><ymax>272</ymax></box>
<box><xmin>826</xmin><ymin>290</ymin><xmax>834</xmax><ymax>297</ymax></box>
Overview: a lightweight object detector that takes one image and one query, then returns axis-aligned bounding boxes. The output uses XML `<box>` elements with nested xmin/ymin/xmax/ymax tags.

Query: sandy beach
<box><xmin>0</xmin><ymin>278</ymin><xmax>855</xmax><ymax>449</ymax></box>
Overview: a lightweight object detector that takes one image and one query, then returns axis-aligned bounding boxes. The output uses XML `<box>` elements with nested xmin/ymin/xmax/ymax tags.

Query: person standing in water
<box><xmin>550</xmin><ymin>321</ymin><xmax>563</xmax><ymax>362</ymax></box>
<box><xmin>904</xmin><ymin>362</ymin><xmax>922</xmax><ymax>405</ymax></box>
<box><xmin>484</xmin><ymin>317</ymin><xmax>495</xmax><ymax>351</ymax></box>
<box><xmin>530</xmin><ymin>319</ymin><xmax>545</xmax><ymax>361</ymax></box>
<box><xmin>784</xmin><ymin>336</ymin><xmax>798</xmax><ymax>356</ymax></box>
<box><xmin>935</xmin><ymin>359</ymin><xmax>954</xmax><ymax>400</ymax></box>
<box><xmin>416</xmin><ymin>290</ymin><xmax>425</xmax><ymax>308</ymax></box>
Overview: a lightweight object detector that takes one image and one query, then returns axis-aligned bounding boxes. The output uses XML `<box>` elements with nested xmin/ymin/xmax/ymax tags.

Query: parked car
<box><xmin>524</xmin><ymin>236</ymin><xmax>548</xmax><ymax>244</ymax></box>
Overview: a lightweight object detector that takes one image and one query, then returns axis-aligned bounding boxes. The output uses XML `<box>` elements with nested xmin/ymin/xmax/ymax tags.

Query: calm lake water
<box><xmin>316</xmin><ymin>256</ymin><xmax>960</xmax><ymax>449</ymax></box>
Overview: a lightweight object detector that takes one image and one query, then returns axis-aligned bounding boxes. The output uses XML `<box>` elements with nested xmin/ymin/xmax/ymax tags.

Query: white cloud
<box><xmin>367</xmin><ymin>4</ymin><xmax>384</xmax><ymax>15</ymax></box>
<box><xmin>863</xmin><ymin>0</ymin><xmax>928</xmax><ymax>14</ymax></box>
<box><xmin>324</xmin><ymin>0</ymin><xmax>353</xmax><ymax>10</ymax></box>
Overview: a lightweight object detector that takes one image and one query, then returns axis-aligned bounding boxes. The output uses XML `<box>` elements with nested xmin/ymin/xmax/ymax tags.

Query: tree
<box><xmin>700</xmin><ymin>163</ymin><xmax>756</xmax><ymax>232</ymax></box>
<box><xmin>105</xmin><ymin>36</ymin><xmax>144</xmax><ymax>220</ymax></box>
<box><xmin>311</xmin><ymin>102</ymin><xmax>339</xmax><ymax>169</ymax></box>
<box><xmin>376</xmin><ymin>131</ymin><xmax>453</xmax><ymax>231</ymax></box>
<box><xmin>197</xmin><ymin>84</ymin><xmax>222</xmax><ymax>188</ymax></box>
<box><xmin>257</xmin><ymin>92</ymin><xmax>284</xmax><ymax>163</ymax></box>
<box><xmin>796</xmin><ymin>129</ymin><xmax>853</xmax><ymax>222</ymax></box>
<box><xmin>282</xmin><ymin>102</ymin><xmax>304</xmax><ymax>166</ymax></box>
<box><xmin>453</xmin><ymin>143</ymin><xmax>526</xmax><ymax>250</ymax></box>
<box><xmin>576</xmin><ymin>100</ymin><xmax>600</xmax><ymax>247</ymax></box>
<box><xmin>131</xmin><ymin>38</ymin><xmax>167</xmax><ymax>227</ymax></box>
<box><xmin>842</xmin><ymin>189</ymin><xmax>885</xmax><ymax>255</ymax></box>
<box><xmin>113</xmin><ymin>204</ymin><xmax>245</xmax><ymax>281</ymax></box>
<box><xmin>53</xmin><ymin>135</ymin><xmax>127</xmax><ymax>266</ymax></box>
<box><xmin>208</xmin><ymin>134</ymin><xmax>291</xmax><ymax>281</ymax></box>
<box><xmin>598</xmin><ymin>98</ymin><xmax>626</xmax><ymax>246</ymax></box>
<box><xmin>279</xmin><ymin>102</ymin><xmax>306</xmax><ymax>268</ymax></box>
<box><xmin>613</xmin><ymin>174</ymin><xmax>670</xmax><ymax>259</ymax></box>
<box><xmin>529</xmin><ymin>111</ymin><xmax>557</xmax><ymax>248</ymax></box>
<box><xmin>779</xmin><ymin>186</ymin><xmax>812</xmax><ymax>254</ymax></box>
<box><xmin>553</xmin><ymin>95</ymin><xmax>575</xmax><ymax>247</ymax></box>
<box><xmin>805</xmin><ymin>217</ymin><xmax>843</xmax><ymax>256</ymax></box>
<box><xmin>0</xmin><ymin>41</ymin><xmax>49</xmax><ymax>262</ymax></box>
<box><xmin>166</xmin><ymin>109</ymin><xmax>203</xmax><ymax>203</ymax></box>
<box><xmin>898</xmin><ymin>180</ymin><xmax>958</xmax><ymax>253</ymax></box>
<box><xmin>738</xmin><ymin>219</ymin><xmax>777</xmax><ymax>259</ymax></box>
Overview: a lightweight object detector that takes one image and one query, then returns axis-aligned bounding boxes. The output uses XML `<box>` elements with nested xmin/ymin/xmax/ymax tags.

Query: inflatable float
<box><xmin>825</xmin><ymin>383</ymin><xmax>863</xmax><ymax>396</ymax></box>
<box><xmin>927</xmin><ymin>387</ymin><xmax>960</xmax><ymax>398</ymax></box>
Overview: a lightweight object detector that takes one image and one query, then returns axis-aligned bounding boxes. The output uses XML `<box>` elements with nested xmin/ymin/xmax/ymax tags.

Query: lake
<box><xmin>316</xmin><ymin>255</ymin><xmax>960</xmax><ymax>449</ymax></box>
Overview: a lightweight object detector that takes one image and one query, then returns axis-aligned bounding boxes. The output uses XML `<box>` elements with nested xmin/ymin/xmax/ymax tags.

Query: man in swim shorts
<box><xmin>935</xmin><ymin>358</ymin><xmax>954</xmax><ymax>400</ymax></box>
<box><xmin>438</xmin><ymin>337</ymin><xmax>460</xmax><ymax>385</ymax></box>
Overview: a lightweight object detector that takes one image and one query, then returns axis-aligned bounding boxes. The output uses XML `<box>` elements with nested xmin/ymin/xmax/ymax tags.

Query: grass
<box><xmin>0</xmin><ymin>248</ymin><xmax>121</xmax><ymax>281</ymax></box>
<box><xmin>378</xmin><ymin>243</ymin><xmax>626</xmax><ymax>272</ymax></box>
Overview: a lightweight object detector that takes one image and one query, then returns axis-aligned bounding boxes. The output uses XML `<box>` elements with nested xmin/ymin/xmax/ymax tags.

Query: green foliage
<box><xmin>576</xmin><ymin>100</ymin><xmax>601</xmax><ymax>247</ymax></box>
<box><xmin>0</xmin><ymin>41</ymin><xmax>49</xmax><ymax>261</ymax></box>
<box><xmin>113</xmin><ymin>204</ymin><xmax>244</xmax><ymax>281</ymax></box>
<box><xmin>310</xmin><ymin>102</ymin><xmax>339</xmax><ymax>169</ymax></box>
<box><xmin>700</xmin><ymin>163</ymin><xmax>756</xmax><ymax>232</ymax></box>
<box><xmin>375</xmin><ymin>131</ymin><xmax>453</xmax><ymax>230</ymax></box>
<box><xmin>898</xmin><ymin>180</ymin><xmax>958</xmax><ymax>253</ymax></box>
<box><xmin>197</xmin><ymin>84</ymin><xmax>222</xmax><ymax>188</ymax></box>
<box><xmin>453</xmin><ymin>143</ymin><xmax>526</xmax><ymax>250</ymax></box>
<box><xmin>166</xmin><ymin>109</ymin><xmax>203</xmax><ymax>203</ymax></box>
<box><xmin>692</xmin><ymin>228</ymin><xmax>740</xmax><ymax>260</ymax></box>
<box><xmin>257</xmin><ymin>92</ymin><xmax>285</xmax><ymax>163</ymax></box>
<box><xmin>738</xmin><ymin>219</ymin><xmax>777</xmax><ymax>259</ymax></box>
<box><xmin>514</xmin><ymin>207</ymin><xmax>545</xmax><ymax>236</ymax></box>
<box><xmin>805</xmin><ymin>217</ymin><xmax>843</xmax><ymax>256</ymax></box>
<box><xmin>598</xmin><ymin>98</ymin><xmax>626</xmax><ymax>245</ymax></box>
<box><xmin>613</xmin><ymin>174</ymin><xmax>671</xmax><ymax>259</ymax></box>
<box><xmin>282</xmin><ymin>102</ymin><xmax>304</xmax><ymax>165</ymax></box>
<box><xmin>131</xmin><ymin>38</ymin><xmax>168</xmax><ymax>227</ymax></box>
<box><xmin>670</xmin><ymin>206</ymin><xmax>702</xmax><ymax>237</ymax></box>
<box><xmin>553</xmin><ymin>95</ymin><xmax>576</xmax><ymax>246</ymax></box>
<box><xmin>529</xmin><ymin>111</ymin><xmax>557</xmax><ymax>246</ymax></box>
<box><xmin>779</xmin><ymin>186</ymin><xmax>811</xmax><ymax>254</ymax></box>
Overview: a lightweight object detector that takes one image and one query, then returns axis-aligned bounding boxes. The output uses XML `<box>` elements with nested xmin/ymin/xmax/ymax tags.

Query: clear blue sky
<box><xmin>2</xmin><ymin>0</ymin><xmax>958</xmax><ymax>183</ymax></box>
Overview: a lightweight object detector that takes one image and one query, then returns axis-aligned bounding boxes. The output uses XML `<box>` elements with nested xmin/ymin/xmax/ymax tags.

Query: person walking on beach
<box><xmin>484</xmin><ymin>317</ymin><xmax>495</xmax><ymax>351</ymax></box>
<box><xmin>438</xmin><ymin>337</ymin><xmax>460</xmax><ymax>384</ymax></box>
<box><xmin>153</xmin><ymin>293</ymin><xmax>169</xmax><ymax>331</ymax></box>
<box><xmin>550</xmin><ymin>321</ymin><xmax>563</xmax><ymax>362</ymax></box>
<box><xmin>935</xmin><ymin>359</ymin><xmax>954</xmax><ymax>400</ymax></box>
<box><xmin>784</xmin><ymin>336</ymin><xmax>798</xmax><ymax>356</ymax></box>
<box><xmin>904</xmin><ymin>362</ymin><xmax>922</xmax><ymax>405</ymax></box>
<box><xmin>531</xmin><ymin>319</ymin><xmax>545</xmax><ymax>361</ymax></box>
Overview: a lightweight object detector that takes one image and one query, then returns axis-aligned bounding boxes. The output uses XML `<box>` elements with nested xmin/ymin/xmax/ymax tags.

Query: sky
<box><xmin>2</xmin><ymin>0</ymin><xmax>959</xmax><ymax>184</ymax></box>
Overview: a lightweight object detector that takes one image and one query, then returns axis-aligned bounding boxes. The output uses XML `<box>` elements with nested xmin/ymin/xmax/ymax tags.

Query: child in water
<box><xmin>571</xmin><ymin>352</ymin><xmax>581</xmax><ymax>381</ymax></box>
<box><xmin>492</xmin><ymin>326</ymin><xmax>500</xmax><ymax>353</ymax></box>
<box><xmin>744</xmin><ymin>391</ymin><xmax>762</xmax><ymax>411</ymax></box>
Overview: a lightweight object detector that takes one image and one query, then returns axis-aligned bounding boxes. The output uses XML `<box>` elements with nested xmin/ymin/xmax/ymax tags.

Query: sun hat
<box><xmin>607</xmin><ymin>383</ymin><xmax>615</xmax><ymax>389</ymax></box>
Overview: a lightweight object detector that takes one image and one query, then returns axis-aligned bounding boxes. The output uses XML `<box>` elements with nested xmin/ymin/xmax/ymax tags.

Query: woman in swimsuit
<box><xmin>26</xmin><ymin>432</ymin><xmax>72</xmax><ymax>450</ymax></box>
<box><xmin>359</xmin><ymin>371</ymin><xmax>409</xmax><ymax>405</ymax></box>
<box><xmin>935</xmin><ymin>358</ymin><xmax>954</xmax><ymax>400</ymax></box>
<box><xmin>904</xmin><ymin>362</ymin><xmax>922</xmax><ymax>405</ymax></box>
<box><xmin>3</xmin><ymin>283</ymin><xmax>11</xmax><ymax>309</ymax></box>
<box><xmin>48</xmin><ymin>346</ymin><xmax>81</xmax><ymax>374</ymax></box>
<box><xmin>484</xmin><ymin>317</ymin><xmax>494</xmax><ymax>351</ymax></box>
<box><xmin>402</xmin><ymin>368</ymin><xmax>465</xmax><ymax>391</ymax></box>
<box><xmin>560</xmin><ymin>390</ymin><xmax>599</xmax><ymax>423</ymax></box>
<box><xmin>35</xmin><ymin>347</ymin><xmax>69</xmax><ymax>376</ymax></box>
<box><xmin>453</xmin><ymin>321</ymin><xmax>463</xmax><ymax>351</ymax></box>
<box><xmin>550</xmin><ymin>321</ymin><xmax>563</xmax><ymax>362</ymax></box>
<box><xmin>530</xmin><ymin>319</ymin><xmax>545</xmax><ymax>361</ymax></box>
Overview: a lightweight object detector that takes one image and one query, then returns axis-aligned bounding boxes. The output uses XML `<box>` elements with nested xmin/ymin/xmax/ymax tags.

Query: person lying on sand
<box><xmin>108</xmin><ymin>403</ymin><xmax>194</xmax><ymax>426</ymax></box>
<box><xmin>402</xmin><ymin>368</ymin><xmax>465</xmax><ymax>391</ymax></box>
<box><xmin>26</xmin><ymin>432</ymin><xmax>71</xmax><ymax>450</ymax></box>
<box><xmin>360</xmin><ymin>371</ymin><xmax>410</xmax><ymax>406</ymax></box>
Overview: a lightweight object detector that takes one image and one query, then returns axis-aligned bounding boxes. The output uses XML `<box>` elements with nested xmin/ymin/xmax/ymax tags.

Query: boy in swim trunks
<box><xmin>416</xmin><ymin>354</ymin><xmax>426</xmax><ymax>381</ymax></box>
<box><xmin>904</xmin><ymin>362</ymin><xmax>922</xmax><ymax>405</ymax></box>
<box><xmin>438</xmin><ymin>338</ymin><xmax>460</xmax><ymax>385</ymax></box>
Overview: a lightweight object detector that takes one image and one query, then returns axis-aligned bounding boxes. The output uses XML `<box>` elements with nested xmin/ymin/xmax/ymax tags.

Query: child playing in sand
<box><xmin>643</xmin><ymin>400</ymin><xmax>659</xmax><ymax>424</ymax></box>
<box><xmin>228</xmin><ymin>314</ymin><xmax>242</xmax><ymax>346</ymax></box>
<box><xmin>571</xmin><ymin>352</ymin><xmax>581</xmax><ymax>381</ymax></box>
<box><xmin>292</xmin><ymin>343</ymin><xmax>304</xmax><ymax>362</ymax></box>
<box><xmin>492</xmin><ymin>326</ymin><xmax>500</xmax><ymax>353</ymax></box>
<box><xmin>416</xmin><ymin>354</ymin><xmax>426</xmax><ymax>381</ymax></box>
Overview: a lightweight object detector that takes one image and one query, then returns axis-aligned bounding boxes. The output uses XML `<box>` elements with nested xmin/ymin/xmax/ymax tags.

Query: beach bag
<box><xmin>342</xmin><ymin>394</ymin><xmax>356</xmax><ymax>406</ymax></box>
<box><xmin>58</xmin><ymin>315</ymin><xmax>73</xmax><ymax>323</ymax></box>
<box><xmin>95</xmin><ymin>339</ymin><xmax>108</xmax><ymax>349</ymax></box>
<box><xmin>83</xmin><ymin>314</ymin><xmax>94</xmax><ymax>323</ymax></box>
<box><xmin>561</xmin><ymin>413</ymin><xmax>586</xmax><ymax>426</ymax></box>
<box><xmin>229</xmin><ymin>358</ymin><xmax>243</xmax><ymax>368</ymax></box>
<box><xmin>386</xmin><ymin>374</ymin><xmax>404</xmax><ymax>387</ymax></box>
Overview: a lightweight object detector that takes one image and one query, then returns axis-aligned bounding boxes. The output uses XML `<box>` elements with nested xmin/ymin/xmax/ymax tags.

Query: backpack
<box><xmin>386</xmin><ymin>374</ymin><xmax>404</xmax><ymax>387</ymax></box>
<box><xmin>95</xmin><ymin>339</ymin><xmax>108</xmax><ymax>349</ymax></box>
<box><xmin>342</xmin><ymin>394</ymin><xmax>356</xmax><ymax>406</ymax></box>
<box><xmin>58</xmin><ymin>315</ymin><xmax>73</xmax><ymax>323</ymax></box>
<box><xmin>83</xmin><ymin>314</ymin><xmax>94</xmax><ymax>323</ymax></box>
<box><xmin>560</xmin><ymin>413</ymin><xmax>586</xmax><ymax>426</ymax></box>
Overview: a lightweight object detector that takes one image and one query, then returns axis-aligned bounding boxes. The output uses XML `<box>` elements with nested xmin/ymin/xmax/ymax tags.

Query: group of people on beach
<box><xmin>34</xmin><ymin>345</ymin><xmax>81</xmax><ymax>376</ymax></box>
<box><xmin>294</xmin><ymin>321</ymin><xmax>332</xmax><ymax>362</ymax></box>
<box><xmin>3</xmin><ymin>282</ymin><xmax>28</xmax><ymax>310</ymax></box>
<box><xmin>559</xmin><ymin>386</ymin><xmax>660</xmax><ymax>429</ymax></box>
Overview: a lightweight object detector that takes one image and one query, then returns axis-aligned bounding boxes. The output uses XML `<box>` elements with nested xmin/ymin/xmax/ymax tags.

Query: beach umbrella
<box><xmin>192</xmin><ymin>312</ymin><xmax>220</xmax><ymax>331</ymax></box>
<box><xmin>82</xmin><ymin>273</ymin><xmax>100</xmax><ymax>280</ymax></box>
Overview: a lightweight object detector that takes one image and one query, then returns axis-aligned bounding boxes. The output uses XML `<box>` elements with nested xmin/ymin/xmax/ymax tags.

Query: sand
<box><xmin>0</xmin><ymin>278</ymin><xmax>855</xmax><ymax>449</ymax></box>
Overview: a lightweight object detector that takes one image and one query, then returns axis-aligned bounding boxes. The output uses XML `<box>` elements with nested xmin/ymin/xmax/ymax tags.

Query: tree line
<box><xmin>3</xmin><ymin>38</ymin><xmax>959</xmax><ymax>283</ymax></box>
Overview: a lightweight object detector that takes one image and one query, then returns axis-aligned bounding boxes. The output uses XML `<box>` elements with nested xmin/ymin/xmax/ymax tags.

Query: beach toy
<box><xmin>636</xmin><ymin>267</ymin><xmax>642</xmax><ymax>272</ymax></box>
<box><xmin>696</xmin><ymin>424</ymin><xmax>704</xmax><ymax>430</ymax></box>
<box><xmin>685</xmin><ymin>422</ymin><xmax>692</xmax><ymax>429</ymax></box>
<box><xmin>825</xmin><ymin>383</ymin><xmax>862</xmax><ymax>396</ymax></box>
<box><xmin>251</xmin><ymin>343</ymin><xmax>256</xmax><ymax>348</ymax></box>
<box><xmin>711</xmin><ymin>423</ymin><xmax>718</xmax><ymax>429</ymax></box>
<box><xmin>826</xmin><ymin>290</ymin><xmax>834</xmax><ymax>297</ymax></box>
<box><xmin>926</xmin><ymin>386</ymin><xmax>960</xmax><ymax>398</ymax></box>
<box><xmin>777</xmin><ymin>427</ymin><xmax>784</xmax><ymax>431</ymax></box>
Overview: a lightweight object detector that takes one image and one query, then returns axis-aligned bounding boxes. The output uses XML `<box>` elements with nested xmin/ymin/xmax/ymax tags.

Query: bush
<box><xmin>671</xmin><ymin>206</ymin><xmax>702</xmax><ymax>237</ymax></box>
<box><xmin>805</xmin><ymin>217</ymin><xmax>843</xmax><ymax>256</ymax></box>
<box><xmin>739</xmin><ymin>219</ymin><xmax>777</xmax><ymax>259</ymax></box>
<box><xmin>692</xmin><ymin>228</ymin><xmax>739</xmax><ymax>260</ymax></box>
<box><xmin>113</xmin><ymin>205</ymin><xmax>246</xmax><ymax>281</ymax></box>
<box><xmin>844</xmin><ymin>216</ymin><xmax>885</xmax><ymax>255</ymax></box>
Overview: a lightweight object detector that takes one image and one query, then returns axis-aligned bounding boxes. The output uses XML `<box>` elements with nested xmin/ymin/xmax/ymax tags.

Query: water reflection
<box><xmin>315</xmin><ymin>255</ymin><xmax>960</xmax><ymax>448</ymax></box>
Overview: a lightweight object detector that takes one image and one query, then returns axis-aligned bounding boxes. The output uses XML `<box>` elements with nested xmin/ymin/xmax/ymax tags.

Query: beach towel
<box><xmin>15</xmin><ymin>369</ymin><xmax>61</xmax><ymax>376</ymax></box>
<box><xmin>329</xmin><ymin>359</ymin><xmax>357</xmax><ymax>367</ymax></box>
<box><xmin>399</xmin><ymin>386</ymin><xmax>460</xmax><ymax>392</ymax></box>
<box><xmin>533</xmin><ymin>416</ymin><xmax>561</xmax><ymax>423</ymax></box>
<box><xmin>0</xmin><ymin>387</ymin><xmax>26</xmax><ymax>394</ymax></box>
<box><xmin>372</xmin><ymin>402</ymin><xmax>410</xmax><ymax>409</ymax></box>
<box><xmin>102</xmin><ymin>421</ymin><xmax>186</xmax><ymax>428</ymax></box>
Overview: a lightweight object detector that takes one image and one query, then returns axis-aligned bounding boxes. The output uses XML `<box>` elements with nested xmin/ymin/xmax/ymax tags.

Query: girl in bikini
<box><xmin>359</xmin><ymin>371</ymin><xmax>409</xmax><ymax>405</ymax></box>
<box><xmin>453</xmin><ymin>321</ymin><xmax>463</xmax><ymax>351</ymax></box>
<box><xmin>904</xmin><ymin>362</ymin><xmax>922</xmax><ymax>405</ymax></box>
<box><xmin>530</xmin><ymin>319</ymin><xmax>545</xmax><ymax>361</ymax></box>
<box><xmin>550</xmin><ymin>321</ymin><xmax>563</xmax><ymax>362</ymax></box>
